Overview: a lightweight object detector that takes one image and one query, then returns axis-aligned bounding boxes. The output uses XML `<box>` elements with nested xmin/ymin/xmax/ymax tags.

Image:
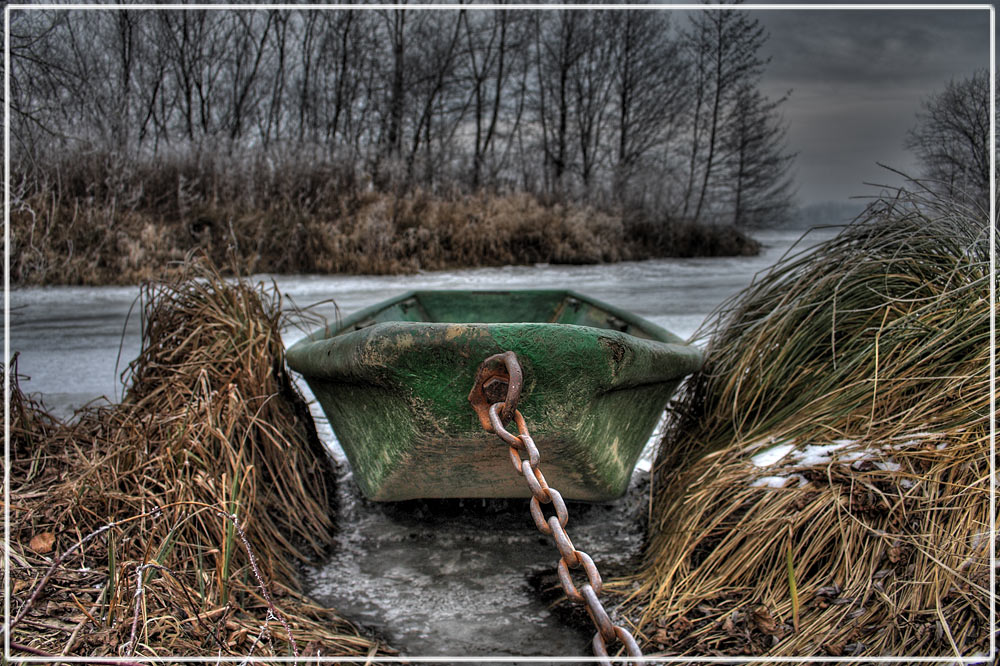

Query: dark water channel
<box><xmin>7</xmin><ymin>229</ymin><xmax>836</xmax><ymax>661</ymax></box>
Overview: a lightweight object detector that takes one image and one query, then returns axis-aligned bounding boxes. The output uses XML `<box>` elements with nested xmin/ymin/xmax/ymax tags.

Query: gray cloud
<box><xmin>656</xmin><ymin>4</ymin><xmax>989</xmax><ymax>204</ymax></box>
<box><xmin>758</xmin><ymin>10</ymin><xmax>988</xmax><ymax>89</ymax></box>
<box><xmin>745</xmin><ymin>7</ymin><xmax>991</xmax><ymax>204</ymax></box>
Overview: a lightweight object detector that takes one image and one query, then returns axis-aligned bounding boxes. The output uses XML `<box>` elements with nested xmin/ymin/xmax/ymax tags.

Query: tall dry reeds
<box><xmin>8</xmin><ymin>262</ymin><xmax>390</xmax><ymax>658</ymax></box>
<box><xmin>10</xmin><ymin>151</ymin><xmax>759</xmax><ymax>285</ymax></box>
<box><xmin>618</xmin><ymin>189</ymin><xmax>992</xmax><ymax>658</ymax></box>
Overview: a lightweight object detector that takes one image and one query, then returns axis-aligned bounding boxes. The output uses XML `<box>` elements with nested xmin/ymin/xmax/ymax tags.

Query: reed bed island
<box><xmin>11</xmin><ymin>155</ymin><xmax>761</xmax><ymax>288</ymax></box>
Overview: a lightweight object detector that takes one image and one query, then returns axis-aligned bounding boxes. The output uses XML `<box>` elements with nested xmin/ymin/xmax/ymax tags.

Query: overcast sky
<box><xmin>668</xmin><ymin>3</ymin><xmax>992</xmax><ymax>207</ymax></box>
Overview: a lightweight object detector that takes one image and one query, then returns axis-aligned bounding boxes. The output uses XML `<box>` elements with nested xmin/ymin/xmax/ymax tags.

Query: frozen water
<box><xmin>751</xmin><ymin>474</ymin><xmax>807</xmax><ymax>488</ymax></box>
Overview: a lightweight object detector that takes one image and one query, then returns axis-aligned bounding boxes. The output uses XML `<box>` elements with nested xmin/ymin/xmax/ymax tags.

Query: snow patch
<box><xmin>790</xmin><ymin>440</ymin><xmax>854</xmax><ymax>466</ymax></box>
<box><xmin>748</xmin><ymin>437</ymin><xmax>911</xmax><ymax>482</ymax></box>
<box><xmin>751</xmin><ymin>474</ymin><xmax>807</xmax><ymax>488</ymax></box>
<box><xmin>839</xmin><ymin>448</ymin><xmax>876</xmax><ymax>463</ymax></box>
<box><xmin>752</xmin><ymin>475</ymin><xmax>790</xmax><ymax>488</ymax></box>
<box><xmin>750</xmin><ymin>442</ymin><xmax>796</xmax><ymax>467</ymax></box>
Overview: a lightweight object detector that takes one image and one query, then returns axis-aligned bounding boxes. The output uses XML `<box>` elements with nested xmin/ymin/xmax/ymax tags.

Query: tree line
<box><xmin>9</xmin><ymin>6</ymin><xmax>795</xmax><ymax>227</ymax></box>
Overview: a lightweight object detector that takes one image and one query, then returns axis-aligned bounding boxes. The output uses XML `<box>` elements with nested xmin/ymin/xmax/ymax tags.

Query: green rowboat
<box><xmin>285</xmin><ymin>290</ymin><xmax>701</xmax><ymax>501</ymax></box>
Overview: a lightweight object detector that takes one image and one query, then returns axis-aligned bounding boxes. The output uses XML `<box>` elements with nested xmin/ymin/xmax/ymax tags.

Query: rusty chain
<box><xmin>470</xmin><ymin>352</ymin><xmax>643</xmax><ymax>665</ymax></box>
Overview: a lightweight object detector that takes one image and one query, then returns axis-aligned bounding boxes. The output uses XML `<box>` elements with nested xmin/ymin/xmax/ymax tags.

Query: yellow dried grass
<box><xmin>8</xmin><ymin>260</ymin><xmax>392</xmax><ymax>658</ymax></box>
<box><xmin>618</xmin><ymin>189</ymin><xmax>992</xmax><ymax>658</ymax></box>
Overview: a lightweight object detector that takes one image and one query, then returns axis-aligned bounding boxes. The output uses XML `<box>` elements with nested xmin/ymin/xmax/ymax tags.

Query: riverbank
<box><xmin>11</xmin><ymin>157</ymin><xmax>760</xmax><ymax>286</ymax></box>
<box><xmin>11</xmin><ymin>187</ymin><xmax>986</xmax><ymax>657</ymax></box>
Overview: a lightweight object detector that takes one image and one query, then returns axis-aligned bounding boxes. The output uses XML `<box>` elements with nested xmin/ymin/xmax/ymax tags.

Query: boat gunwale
<box><xmin>289</xmin><ymin>289</ymin><xmax>688</xmax><ymax>349</ymax></box>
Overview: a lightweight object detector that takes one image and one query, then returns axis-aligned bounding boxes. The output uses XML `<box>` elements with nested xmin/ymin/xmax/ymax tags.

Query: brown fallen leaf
<box><xmin>751</xmin><ymin>606</ymin><xmax>782</xmax><ymax>636</ymax></box>
<box><xmin>29</xmin><ymin>531</ymin><xmax>55</xmax><ymax>554</ymax></box>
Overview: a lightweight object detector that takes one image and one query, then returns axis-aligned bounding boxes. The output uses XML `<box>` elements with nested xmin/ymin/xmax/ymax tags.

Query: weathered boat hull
<box><xmin>286</xmin><ymin>290</ymin><xmax>701</xmax><ymax>501</ymax></box>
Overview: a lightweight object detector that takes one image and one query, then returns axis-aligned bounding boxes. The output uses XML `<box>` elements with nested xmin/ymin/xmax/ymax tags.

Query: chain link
<box><xmin>472</xmin><ymin>353</ymin><xmax>643</xmax><ymax>665</ymax></box>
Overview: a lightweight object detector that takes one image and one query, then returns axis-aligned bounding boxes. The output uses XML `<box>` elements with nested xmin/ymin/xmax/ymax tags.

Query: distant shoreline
<box><xmin>11</xmin><ymin>189</ymin><xmax>762</xmax><ymax>287</ymax></box>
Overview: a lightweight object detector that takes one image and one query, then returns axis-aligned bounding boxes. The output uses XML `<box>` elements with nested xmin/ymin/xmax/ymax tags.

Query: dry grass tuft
<box><xmin>618</xmin><ymin>189</ymin><xmax>992</xmax><ymax>658</ymax></box>
<box><xmin>8</xmin><ymin>261</ymin><xmax>391</xmax><ymax>658</ymax></box>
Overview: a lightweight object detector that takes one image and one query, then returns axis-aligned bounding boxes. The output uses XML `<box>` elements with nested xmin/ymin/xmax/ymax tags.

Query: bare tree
<box><xmin>533</xmin><ymin>10</ymin><xmax>585</xmax><ymax>195</ymax></box>
<box><xmin>682</xmin><ymin>4</ymin><xmax>768</xmax><ymax>223</ymax></box>
<box><xmin>610</xmin><ymin>10</ymin><xmax>689</xmax><ymax>206</ymax></box>
<box><xmin>723</xmin><ymin>83</ymin><xmax>795</xmax><ymax>227</ymax></box>
<box><xmin>380</xmin><ymin>8</ymin><xmax>407</xmax><ymax>165</ymax></box>
<box><xmin>8</xmin><ymin>5</ymin><xmax>793</xmax><ymax>230</ymax></box>
<box><xmin>906</xmin><ymin>69</ymin><xmax>992</xmax><ymax>211</ymax></box>
<box><xmin>259</xmin><ymin>11</ymin><xmax>289</xmax><ymax>148</ymax></box>
<box><xmin>7</xmin><ymin>11</ymin><xmax>82</xmax><ymax>173</ymax></box>
<box><xmin>155</xmin><ymin>11</ymin><xmax>228</xmax><ymax>145</ymax></box>
<box><xmin>404</xmin><ymin>10</ymin><xmax>465</xmax><ymax>185</ymax></box>
<box><xmin>224</xmin><ymin>12</ymin><xmax>275</xmax><ymax>144</ymax></box>
<box><xmin>310</xmin><ymin>11</ymin><xmax>376</xmax><ymax>161</ymax></box>
<box><xmin>568</xmin><ymin>12</ymin><xmax>616</xmax><ymax>194</ymax></box>
<box><xmin>460</xmin><ymin>10</ymin><xmax>521</xmax><ymax>189</ymax></box>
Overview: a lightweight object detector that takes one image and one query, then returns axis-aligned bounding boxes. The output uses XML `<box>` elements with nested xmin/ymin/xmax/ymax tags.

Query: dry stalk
<box><xmin>219</xmin><ymin>511</ymin><xmax>298</xmax><ymax>658</ymax></box>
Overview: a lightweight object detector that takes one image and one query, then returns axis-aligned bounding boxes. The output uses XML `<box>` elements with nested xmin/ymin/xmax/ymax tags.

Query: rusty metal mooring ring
<box><xmin>468</xmin><ymin>351</ymin><xmax>523</xmax><ymax>429</ymax></box>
